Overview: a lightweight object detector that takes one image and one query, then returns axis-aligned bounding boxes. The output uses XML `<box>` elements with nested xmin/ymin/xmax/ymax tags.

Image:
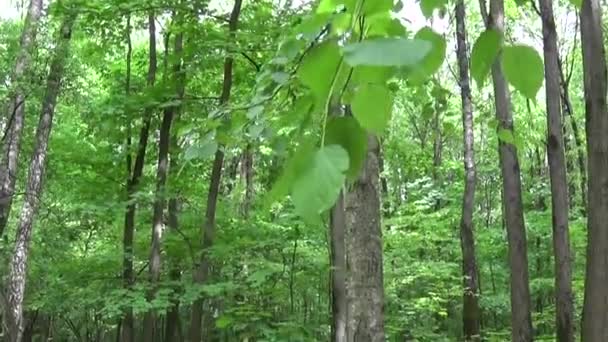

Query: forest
<box><xmin>0</xmin><ymin>0</ymin><xmax>606</xmax><ymax>340</ymax></box>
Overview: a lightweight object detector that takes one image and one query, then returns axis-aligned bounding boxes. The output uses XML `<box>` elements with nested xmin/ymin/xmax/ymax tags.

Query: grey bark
<box><xmin>143</xmin><ymin>24</ymin><xmax>184</xmax><ymax>341</ymax></box>
<box><xmin>330</xmin><ymin>191</ymin><xmax>347</xmax><ymax>342</ymax></box>
<box><xmin>344</xmin><ymin>134</ymin><xmax>385</xmax><ymax>342</ymax></box>
<box><xmin>0</xmin><ymin>0</ymin><xmax>44</xmax><ymax>238</ymax></box>
<box><xmin>5</xmin><ymin>14</ymin><xmax>75</xmax><ymax>342</ymax></box>
<box><xmin>579</xmin><ymin>0</ymin><xmax>608</xmax><ymax>338</ymax></box>
<box><xmin>189</xmin><ymin>1</ymin><xmax>242</xmax><ymax>340</ymax></box>
<box><xmin>455</xmin><ymin>0</ymin><xmax>481</xmax><ymax>339</ymax></box>
<box><xmin>538</xmin><ymin>0</ymin><xmax>575</xmax><ymax>340</ymax></box>
<box><xmin>482</xmin><ymin>0</ymin><xmax>534</xmax><ymax>339</ymax></box>
<box><xmin>121</xmin><ymin>11</ymin><xmax>157</xmax><ymax>342</ymax></box>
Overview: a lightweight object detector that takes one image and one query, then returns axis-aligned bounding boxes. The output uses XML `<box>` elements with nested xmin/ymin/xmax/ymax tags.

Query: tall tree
<box><xmin>538</xmin><ymin>0</ymin><xmax>574</xmax><ymax>339</ymax></box>
<box><xmin>189</xmin><ymin>0</ymin><xmax>243</xmax><ymax>340</ymax></box>
<box><xmin>579</xmin><ymin>0</ymin><xmax>608</xmax><ymax>338</ymax></box>
<box><xmin>455</xmin><ymin>0</ymin><xmax>481</xmax><ymax>338</ymax></box>
<box><xmin>5</xmin><ymin>13</ymin><xmax>76</xmax><ymax>341</ymax></box>
<box><xmin>143</xmin><ymin>20</ymin><xmax>184</xmax><ymax>340</ymax></box>
<box><xmin>481</xmin><ymin>0</ymin><xmax>534</xmax><ymax>339</ymax></box>
<box><xmin>120</xmin><ymin>12</ymin><xmax>157</xmax><ymax>342</ymax></box>
<box><xmin>344</xmin><ymin>132</ymin><xmax>385</xmax><ymax>341</ymax></box>
<box><xmin>0</xmin><ymin>0</ymin><xmax>44</xmax><ymax>237</ymax></box>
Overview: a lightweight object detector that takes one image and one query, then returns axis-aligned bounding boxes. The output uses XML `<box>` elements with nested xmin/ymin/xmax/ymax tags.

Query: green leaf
<box><xmin>184</xmin><ymin>142</ymin><xmax>218</xmax><ymax>161</ymax></box>
<box><xmin>569</xmin><ymin>0</ymin><xmax>581</xmax><ymax>8</ymax></box>
<box><xmin>351</xmin><ymin>84</ymin><xmax>393</xmax><ymax>134</ymax></box>
<box><xmin>342</xmin><ymin>38</ymin><xmax>431</xmax><ymax>67</ymax></box>
<box><xmin>325</xmin><ymin>117</ymin><xmax>368</xmax><ymax>180</ymax></box>
<box><xmin>216</xmin><ymin>316</ymin><xmax>233</xmax><ymax>329</ymax></box>
<box><xmin>420</xmin><ymin>0</ymin><xmax>447</xmax><ymax>18</ymax></box>
<box><xmin>362</xmin><ymin>0</ymin><xmax>393</xmax><ymax>14</ymax></box>
<box><xmin>502</xmin><ymin>44</ymin><xmax>544</xmax><ymax>99</ymax></box>
<box><xmin>497</xmin><ymin>128</ymin><xmax>515</xmax><ymax>145</ymax></box>
<box><xmin>298</xmin><ymin>40</ymin><xmax>341</xmax><ymax>108</ymax></box>
<box><xmin>366</xmin><ymin>13</ymin><xmax>407</xmax><ymax>37</ymax></box>
<box><xmin>291</xmin><ymin>145</ymin><xmax>349</xmax><ymax>220</ymax></box>
<box><xmin>407</xmin><ymin>27</ymin><xmax>446</xmax><ymax>84</ymax></box>
<box><xmin>471</xmin><ymin>29</ymin><xmax>502</xmax><ymax>88</ymax></box>
<box><xmin>266</xmin><ymin>140</ymin><xmax>316</xmax><ymax>206</ymax></box>
<box><xmin>317</xmin><ymin>0</ymin><xmax>354</xmax><ymax>13</ymax></box>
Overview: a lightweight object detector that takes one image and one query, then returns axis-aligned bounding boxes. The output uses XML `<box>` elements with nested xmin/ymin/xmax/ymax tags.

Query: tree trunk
<box><xmin>538</xmin><ymin>0</ymin><xmax>575</xmax><ymax>340</ymax></box>
<box><xmin>558</xmin><ymin>57</ymin><xmax>587</xmax><ymax>212</ymax></box>
<box><xmin>239</xmin><ymin>144</ymin><xmax>254</xmax><ymax>217</ymax></box>
<box><xmin>483</xmin><ymin>0</ymin><xmax>534</xmax><ymax>339</ymax></box>
<box><xmin>164</xmin><ymin>198</ymin><xmax>183</xmax><ymax>342</ymax></box>
<box><xmin>330</xmin><ymin>191</ymin><xmax>347</xmax><ymax>342</ymax></box>
<box><xmin>0</xmin><ymin>0</ymin><xmax>44</xmax><ymax>238</ymax></box>
<box><xmin>344</xmin><ymin>133</ymin><xmax>385</xmax><ymax>341</ymax></box>
<box><xmin>579</xmin><ymin>0</ymin><xmax>608</xmax><ymax>338</ymax></box>
<box><xmin>142</xmin><ymin>18</ymin><xmax>183</xmax><ymax>340</ymax></box>
<box><xmin>5</xmin><ymin>14</ymin><xmax>75</xmax><ymax>342</ymax></box>
<box><xmin>455</xmin><ymin>0</ymin><xmax>481</xmax><ymax>339</ymax></box>
<box><xmin>189</xmin><ymin>1</ymin><xmax>242</xmax><ymax>340</ymax></box>
<box><xmin>121</xmin><ymin>12</ymin><xmax>157</xmax><ymax>342</ymax></box>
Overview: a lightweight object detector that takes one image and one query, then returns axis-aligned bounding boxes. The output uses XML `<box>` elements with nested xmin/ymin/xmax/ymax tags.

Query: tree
<box><xmin>538</xmin><ymin>0</ymin><xmax>574</xmax><ymax>339</ymax></box>
<box><xmin>190</xmin><ymin>1</ymin><xmax>243</xmax><ymax>340</ymax></box>
<box><xmin>455</xmin><ymin>0</ymin><xmax>481</xmax><ymax>338</ymax></box>
<box><xmin>481</xmin><ymin>0</ymin><xmax>534</xmax><ymax>339</ymax></box>
<box><xmin>0</xmin><ymin>0</ymin><xmax>44</xmax><ymax>237</ymax></box>
<box><xmin>579</xmin><ymin>0</ymin><xmax>608</xmax><ymax>338</ymax></box>
<box><xmin>5</xmin><ymin>11</ymin><xmax>76</xmax><ymax>341</ymax></box>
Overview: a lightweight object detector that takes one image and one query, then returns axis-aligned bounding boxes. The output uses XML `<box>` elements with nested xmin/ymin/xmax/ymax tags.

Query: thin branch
<box><xmin>240</xmin><ymin>52</ymin><xmax>262</xmax><ymax>72</ymax></box>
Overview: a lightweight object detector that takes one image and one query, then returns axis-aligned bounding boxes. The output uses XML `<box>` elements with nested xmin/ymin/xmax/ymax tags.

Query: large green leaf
<box><xmin>407</xmin><ymin>27</ymin><xmax>446</xmax><ymax>84</ymax></box>
<box><xmin>291</xmin><ymin>145</ymin><xmax>349</xmax><ymax>219</ymax></box>
<box><xmin>342</xmin><ymin>38</ymin><xmax>431</xmax><ymax>67</ymax></box>
<box><xmin>266</xmin><ymin>140</ymin><xmax>316</xmax><ymax>206</ymax></box>
<box><xmin>325</xmin><ymin>116</ymin><xmax>368</xmax><ymax>180</ymax></box>
<box><xmin>502</xmin><ymin>44</ymin><xmax>544</xmax><ymax>99</ymax></box>
<box><xmin>298</xmin><ymin>40</ymin><xmax>341</xmax><ymax>108</ymax></box>
<box><xmin>351</xmin><ymin>84</ymin><xmax>393</xmax><ymax>134</ymax></box>
<box><xmin>420</xmin><ymin>0</ymin><xmax>447</xmax><ymax>18</ymax></box>
<box><xmin>471</xmin><ymin>29</ymin><xmax>502</xmax><ymax>88</ymax></box>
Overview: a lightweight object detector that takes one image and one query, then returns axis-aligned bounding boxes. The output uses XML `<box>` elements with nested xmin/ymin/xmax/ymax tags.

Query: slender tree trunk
<box><xmin>189</xmin><ymin>1</ymin><xmax>242</xmax><ymax>340</ymax></box>
<box><xmin>482</xmin><ymin>0</ymin><xmax>534</xmax><ymax>339</ymax></box>
<box><xmin>142</xmin><ymin>18</ymin><xmax>183</xmax><ymax>340</ymax></box>
<box><xmin>330</xmin><ymin>191</ymin><xmax>347</xmax><ymax>342</ymax></box>
<box><xmin>0</xmin><ymin>0</ymin><xmax>44</xmax><ymax>237</ymax></box>
<box><xmin>5</xmin><ymin>14</ymin><xmax>75</xmax><ymax>342</ymax></box>
<box><xmin>239</xmin><ymin>144</ymin><xmax>254</xmax><ymax>217</ymax></box>
<box><xmin>121</xmin><ymin>14</ymin><xmax>135</xmax><ymax>342</ymax></box>
<box><xmin>558</xmin><ymin>57</ymin><xmax>587</xmax><ymax>212</ymax></box>
<box><xmin>538</xmin><ymin>0</ymin><xmax>575</xmax><ymax>340</ymax></box>
<box><xmin>579</xmin><ymin>0</ymin><xmax>608</xmax><ymax>338</ymax></box>
<box><xmin>344</xmin><ymin>133</ymin><xmax>385</xmax><ymax>341</ymax></box>
<box><xmin>455</xmin><ymin>0</ymin><xmax>481</xmax><ymax>339</ymax></box>
<box><xmin>121</xmin><ymin>12</ymin><xmax>157</xmax><ymax>342</ymax></box>
<box><xmin>164</xmin><ymin>199</ymin><xmax>183</xmax><ymax>342</ymax></box>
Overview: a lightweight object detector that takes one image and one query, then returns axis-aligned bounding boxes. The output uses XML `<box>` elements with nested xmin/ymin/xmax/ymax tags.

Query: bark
<box><xmin>164</xmin><ymin>199</ymin><xmax>183</xmax><ymax>342</ymax></box>
<box><xmin>121</xmin><ymin>12</ymin><xmax>157</xmax><ymax>342</ymax></box>
<box><xmin>579</xmin><ymin>0</ymin><xmax>608</xmax><ymax>338</ymax></box>
<box><xmin>189</xmin><ymin>1</ymin><xmax>242</xmax><ymax>340</ymax></box>
<box><xmin>239</xmin><ymin>143</ymin><xmax>254</xmax><ymax>217</ymax></box>
<box><xmin>5</xmin><ymin>14</ymin><xmax>75</xmax><ymax>342</ymax></box>
<box><xmin>484</xmin><ymin>0</ymin><xmax>534</xmax><ymax>339</ymax></box>
<box><xmin>344</xmin><ymin>133</ymin><xmax>385</xmax><ymax>342</ymax></box>
<box><xmin>455</xmin><ymin>0</ymin><xmax>481</xmax><ymax>339</ymax></box>
<box><xmin>142</xmin><ymin>18</ymin><xmax>184</xmax><ymax>340</ymax></box>
<box><xmin>0</xmin><ymin>0</ymin><xmax>44</xmax><ymax>237</ymax></box>
<box><xmin>538</xmin><ymin>0</ymin><xmax>575</xmax><ymax>340</ymax></box>
<box><xmin>330</xmin><ymin>191</ymin><xmax>347</xmax><ymax>342</ymax></box>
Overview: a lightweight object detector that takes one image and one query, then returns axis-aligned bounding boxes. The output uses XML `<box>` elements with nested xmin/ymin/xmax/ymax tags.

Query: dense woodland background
<box><xmin>0</xmin><ymin>0</ymin><xmax>607</xmax><ymax>340</ymax></box>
